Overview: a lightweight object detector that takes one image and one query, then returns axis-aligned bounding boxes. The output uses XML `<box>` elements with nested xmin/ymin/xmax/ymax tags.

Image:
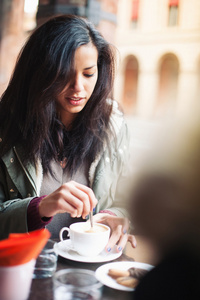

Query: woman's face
<box><xmin>56</xmin><ymin>43</ymin><xmax>98</xmax><ymax>128</ymax></box>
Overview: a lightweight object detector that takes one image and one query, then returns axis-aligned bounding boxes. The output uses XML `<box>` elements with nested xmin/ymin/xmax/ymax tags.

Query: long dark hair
<box><xmin>0</xmin><ymin>15</ymin><xmax>116</xmax><ymax>175</ymax></box>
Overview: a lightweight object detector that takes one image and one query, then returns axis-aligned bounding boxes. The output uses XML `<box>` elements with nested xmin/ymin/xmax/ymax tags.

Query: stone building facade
<box><xmin>114</xmin><ymin>0</ymin><xmax>200</xmax><ymax>118</ymax></box>
<box><xmin>0</xmin><ymin>0</ymin><xmax>25</xmax><ymax>94</ymax></box>
<box><xmin>36</xmin><ymin>0</ymin><xmax>118</xmax><ymax>43</ymax></box>
<box><xmin>0</xmin><ymin>0</ymin><xmax>119</xmax><ymax>95</ymax></box>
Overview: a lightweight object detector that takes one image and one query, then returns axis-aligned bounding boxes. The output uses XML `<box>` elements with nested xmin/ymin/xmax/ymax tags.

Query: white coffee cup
<box><xmin>59</xmin><ymin>222</ymin><xmax>110</xmax><ymax>257</ymax></box>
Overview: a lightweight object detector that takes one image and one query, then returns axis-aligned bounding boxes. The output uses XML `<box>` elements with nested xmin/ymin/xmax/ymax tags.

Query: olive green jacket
<box><xmin>0</xmin><ymin>105</ymin><xmax>131</xmax><ymax>240</ymax></box>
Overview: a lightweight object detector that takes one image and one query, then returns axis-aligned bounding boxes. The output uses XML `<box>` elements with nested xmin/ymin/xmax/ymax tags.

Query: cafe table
<box><xmin>28</xmin><ymin>249</ymin><xmax>135</xmax><ymax>300</ymax></box>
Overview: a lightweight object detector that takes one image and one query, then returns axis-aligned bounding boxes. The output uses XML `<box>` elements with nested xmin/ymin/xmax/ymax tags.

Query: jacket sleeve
<box><xmin>93</xmin><ymin>120</ymin><xmax>132</xmax><ymax>219</ymax></box>
<box><xmin>0</xmin><ymin>159</ymin><xmax>34</xmax><ymax>240</ymax></box>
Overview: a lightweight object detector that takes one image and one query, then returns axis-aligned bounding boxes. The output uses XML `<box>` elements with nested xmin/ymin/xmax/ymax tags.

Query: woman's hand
<box><xmin>38</xmin><ymin>181</ymin><xmax>97</xmax><ymax>219</ymax></box>
<box><xmin>92</xmin><ymin>213</ymin><xmax>137</xmax><ymax>253</ymax></box>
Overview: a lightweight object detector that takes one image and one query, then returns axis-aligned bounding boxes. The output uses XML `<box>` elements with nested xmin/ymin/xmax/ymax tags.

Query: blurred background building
<box><xmin>0</xmin><ymin>0</ymin><xmax>119</xmax><ymax>96</ymax></box>
<box><xmin>115</xmin><ymin>0</ymin><xmax>200</xmax><ymax>119</ymax></box>
<box><xmin>0</xmin><ymin>0</ymin><xmax>200</xmax><ymax>169</ymax></box>
<box><xmin>0</xmin><ymin>0</ymin><xmax>200</xmax><ymax>118</ymax></box>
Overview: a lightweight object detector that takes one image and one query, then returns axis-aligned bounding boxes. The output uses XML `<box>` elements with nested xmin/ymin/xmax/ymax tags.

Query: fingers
<box><xmin>38</xmin><ymin>192</ymin><xmax>80</xmax><ymax>218</ymax></box>
<box><xmin>62</xmin><ymin>183</ymin><xmax>90</xmax><ymax>218</ymax></box>
<box><xmin>127</xmin><ymin>234</ymin><xmax>137</xmax><ymax>248</ymax></box>
<box><xmin>121</xmin><ymin>217</ymin><xmax>130</xmax><ymax>235</ymax></box>
<box><xmin>57</xmin><ymin>193</ymin><xmax>83</xmax><ymax>218</ymax></box>
<box><xmin>72</xmin><ymin>181</ymin><xmax>98</xmax><ymax>210</ymax></box>
<box><xmin>38</xmin><ymin>181</ymin><xmax>97</xmax><ymax>219</ymax></box>
<box><xmin>66</xmin><ymin>181</ymin><xmax>97</xmax><ymax>218</ymax></box>
<box><xmin>106</xmin><ymin>224</ymin><xmax>127</xmax><ymax>252</ymax></box>
<box><xmin>94</xmin><ymin>214</ymin><xmax>136</xmax><ymax>253</ymax></box>
<box><xmin>107</xmin><ymin>231</ymin><xmax>137</xmax><ymax>253</ymax></box>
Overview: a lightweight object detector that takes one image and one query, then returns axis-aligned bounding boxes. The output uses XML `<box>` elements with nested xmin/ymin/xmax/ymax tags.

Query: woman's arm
<box><xmin>0</xmin><ymin>158</ymin><xmax>48</xmax><ymax>240</ymax></box>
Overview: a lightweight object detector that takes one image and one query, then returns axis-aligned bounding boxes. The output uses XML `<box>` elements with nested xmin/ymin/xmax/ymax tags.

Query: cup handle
<box><xmin>59</xmin><ymin>227</ymin><xmax>70</xmax><ymax>242</ymax></box>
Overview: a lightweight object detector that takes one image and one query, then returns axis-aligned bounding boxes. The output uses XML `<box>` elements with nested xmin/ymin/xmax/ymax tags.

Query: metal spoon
<box><xmin>89</xmin><ymin>211</ymin><xmax>94</xmax><ymax>228</ymax></box>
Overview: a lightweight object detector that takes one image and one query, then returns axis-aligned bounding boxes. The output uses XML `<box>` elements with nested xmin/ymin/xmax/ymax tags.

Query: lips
<box><xmin>66</xmin><ymin>96</ymin><xmax>85</xmax><ymax>106</ymax></box>
<box><xmin>69</xmin><ymin>97</ymin><xmax>82</xmax><ymax>100</ymax></box>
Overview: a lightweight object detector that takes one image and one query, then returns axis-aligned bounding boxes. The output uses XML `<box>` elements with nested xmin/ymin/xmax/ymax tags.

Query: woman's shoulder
<box><xmin>108</xmin><ymin>99</ymin><xmax>127</xmax><ymax>136</ymax></box>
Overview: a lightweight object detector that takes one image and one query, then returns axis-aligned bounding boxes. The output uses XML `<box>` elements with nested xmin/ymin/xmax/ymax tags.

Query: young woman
<box><xmin>0</xmin><ymin>15</ymin><xmax>136</xmax><ymax>252</ymax></box>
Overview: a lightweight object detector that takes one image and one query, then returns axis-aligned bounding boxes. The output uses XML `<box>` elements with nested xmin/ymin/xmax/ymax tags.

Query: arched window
<box><xmin>122</xmin><ymin>55</ymin><xmax>139</xmax><ymax>114</ymax></box>
<box><xmin>168</xmin><ymin>0</ymin><xmax>179</xmax><ymax>26</ymax></box>
<box><xmin>157</xmin><ymin>53</ymin><xmax>179</xmax><ymax>114</ymax></box>
<box><xmin>130</xmin><ymin>0</ymin><xmax>140</xmax><ymax>29</ymax></box>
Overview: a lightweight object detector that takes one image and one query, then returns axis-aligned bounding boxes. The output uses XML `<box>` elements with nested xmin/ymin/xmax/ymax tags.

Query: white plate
<box><xmin>54</xmin><ymin>240</ymin><xmax>122</xmax><ymax>263</ymax></box>
<box><xmin>95</xmin><ymin>261</ymin><xmax>154</xmax><ymax>291</ymax></box>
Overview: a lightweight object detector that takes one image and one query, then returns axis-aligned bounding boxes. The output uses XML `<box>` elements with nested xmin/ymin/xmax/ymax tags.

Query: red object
<box><xmin>0</xmin><ymin>229</ymin><xmax>50</xmax><ymax>266</ymax></box>
<box><xmin>131</xmin><ymin>0</ymin><xmax>139</xmax><ymax>21</ymax></box>
<box><xmin>169</xmin><ymin>0</ymin><xmax>179</xmax><ymax>6</ymax></box>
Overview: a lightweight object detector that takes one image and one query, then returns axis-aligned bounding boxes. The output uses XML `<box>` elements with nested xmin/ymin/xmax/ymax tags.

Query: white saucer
<box><xmin>95</xmin><ymin>261</ymin><xmax>154</xmax><ymax>291</ymax></box>
<box><xmin>54</xmin><ymin>240</ymin><xmax>122</xmax><ymax>263</ymax></box>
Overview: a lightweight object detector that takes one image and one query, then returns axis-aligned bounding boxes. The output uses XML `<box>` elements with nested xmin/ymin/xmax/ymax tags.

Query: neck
<box><xmin>58</xmin><ymin>112</ymin><xmax>77</xmax><ymax>130</ymax></box>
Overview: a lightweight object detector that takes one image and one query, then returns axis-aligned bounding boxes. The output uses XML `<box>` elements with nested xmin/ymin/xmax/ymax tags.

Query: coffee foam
<box><xmin>85</xmin><ymin>224</ymin><xmax>107</xmax><ymax>233</ymax></box>
<box><xmin>74</xmin><ymin>223</ymin><xmax>108</xmax><ymax>233</ymax></box>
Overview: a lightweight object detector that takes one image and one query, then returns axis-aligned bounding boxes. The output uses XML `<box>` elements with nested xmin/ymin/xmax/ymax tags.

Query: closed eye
<box><xmin>84</xmin><ymin>73</ymin><xmax>95</xmax><ymax>78</ymax></box>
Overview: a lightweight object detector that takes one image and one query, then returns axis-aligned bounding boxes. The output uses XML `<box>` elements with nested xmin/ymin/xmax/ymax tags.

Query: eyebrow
<box><xmin>84</xmin><ymin>65</ymin><xmax>97</xmax><ymax>70</ymax></box>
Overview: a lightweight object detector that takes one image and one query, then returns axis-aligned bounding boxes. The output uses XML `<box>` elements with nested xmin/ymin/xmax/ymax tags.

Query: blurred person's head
<box><xmin>130</xmin><ymin>109</ymin><xmax>200</xmax><ymax>259</ymax></box>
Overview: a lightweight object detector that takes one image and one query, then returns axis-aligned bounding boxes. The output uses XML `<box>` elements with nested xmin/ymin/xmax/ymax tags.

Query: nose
<box><xmin>70</xmin><ymin>75</ymin><xmax>84</xmax><ymax>92</ymax></box>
